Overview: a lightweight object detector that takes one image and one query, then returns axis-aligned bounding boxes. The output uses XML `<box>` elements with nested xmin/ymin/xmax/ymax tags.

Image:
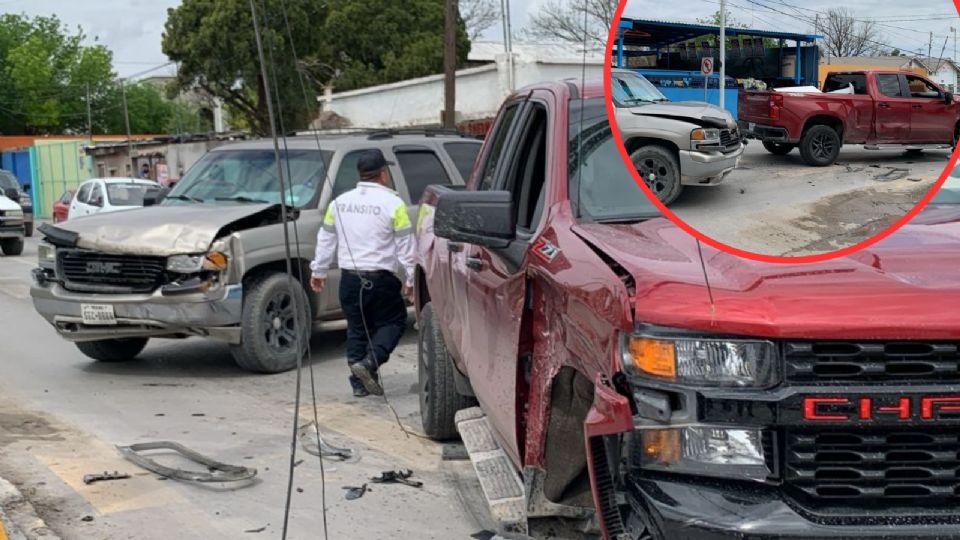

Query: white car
<box><xmin>67</xmin><ymin>178</ymin><xmax>159</xmax><ymax>220</ymax></box>
<box><xmin>0</xmin><ymin>192</ymin><xmax>25</xmax><ymax>255</ymax></box>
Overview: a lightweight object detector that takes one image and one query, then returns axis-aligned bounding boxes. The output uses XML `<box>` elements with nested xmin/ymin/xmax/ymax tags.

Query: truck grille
<box><xmin>58</xmin><ymin>250</ymin><xmax>167</xmax><ymax>293</ymax></box>
<box><xmin>785</xmin><ymin>341</ymin><xmax>960</xmax><ymax>384</ymax></box>
<box><xmin>719</xmin><ymin>128</ymin><xmax>739</xmax><ymax>151</ymax></box>
<box><xmin>785</xmin><ymin>428</ymin><xmax>960</xmax><ymax>506</ymax></box>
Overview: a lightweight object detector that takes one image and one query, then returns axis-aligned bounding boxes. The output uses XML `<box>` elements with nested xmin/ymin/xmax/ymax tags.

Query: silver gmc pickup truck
<box><xmin>611</xmin><ymin>68</ymin><xmax>744</xmax><ymax>204</ymax></box>
<box><xmin>30</xmin><ymin>131</ymin><xmax>480</xmax><ymax>373</ymax></box>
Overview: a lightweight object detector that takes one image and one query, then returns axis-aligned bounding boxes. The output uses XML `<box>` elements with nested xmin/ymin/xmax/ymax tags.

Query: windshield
<box><xmin>610</xmin><ymin>71</ymin><xmax>669</xmax><ymax>107</ymax></box>
<box><xmin>164</xmin><ymin>148</ymin><xmax>331</xmax><ymax>207</ymax></box>
<box><xmin>570</xmin><ymin>97</ymin><xmax>660</xmax><ymax>222</ymax></box>
<box><xmin>0</xmin><ymin>171</ymin><xmax>18</xmax><ymax>191</ymax></box>
<box><xmin>107</xmin><ymin>183</ymin><xmax>153</xmax><ymax>206</ymax></box>
<box><xmin>931</xmin><ymin>163</ymin><xmax>960</xmax><ymax>204</ymax></box>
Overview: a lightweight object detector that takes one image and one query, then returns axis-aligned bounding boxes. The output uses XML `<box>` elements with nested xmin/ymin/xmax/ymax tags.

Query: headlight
<box><xmin>690</xmin><ymin>128</ymin><xmax>720</xmax><ymax>142</ymax></box>
<box><xmin>5</xmin><ymin>208</ymin><xmax>22</xmax><ymax>218</ymax></box>
<box><xmin>166</xmin><ymin>251</ymin><xmax>228</xmax><ymax>273</ymax></box>
<box><xmin>37</xmin><ymin>242</ymin><xmax>56</xmax><ymax>268</ymax></box>
<box><xmin>638</xmin><ymin>426</ymin><xmax>771</xmax><ymax>482</ymax></box>
<box><xmin>623</xmin><ymin>328</ymin><xmax>778</xmax><ymax>388</ymax></box>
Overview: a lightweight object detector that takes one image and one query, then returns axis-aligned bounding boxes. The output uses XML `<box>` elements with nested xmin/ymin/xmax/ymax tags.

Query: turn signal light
<box><xmin>641</xmin><ymin>429</ymin><xmax>681</xmax><ymax>465</ymax></box>
<box><xmin>202</xmin><ymin>251</ymin><xmax>228</xmax><ymax>271</ymax></box>
<box><xmin>628</xmin><ymin>337</ymin><xmax>676</xmax><ymax>379</ymax></box>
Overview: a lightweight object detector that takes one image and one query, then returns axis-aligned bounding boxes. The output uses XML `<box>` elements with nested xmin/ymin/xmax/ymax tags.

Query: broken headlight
<box><xmin>638</xmin><ymin>426</ymin><xmax>771</xmax><ymax>482</ymax></box>
<box><xmin>622</xmin><ymin>326</ymin><xmax>779</xmax><ymax>388</ymax></box>
<box><xmin>690</xmin><ymin>128</ymin><xmax>721</xmax><ymax>150</ymax></box>
<box><xmin>166</xmin><ymin>252</ymin><xmax>228</xmax><ymax>273</ymax></box>
<box><xmin>37</xmin><ymin>242</ymin><xmax>55</xmax><ymax>269</ymax></box>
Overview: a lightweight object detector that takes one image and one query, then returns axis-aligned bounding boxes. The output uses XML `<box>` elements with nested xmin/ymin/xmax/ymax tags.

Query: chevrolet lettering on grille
<box><xmin>802</xmin><ymin>395</ymin><xmax>960</xmax><ymax>421</ymax></box>
<box><xmin>85</xmin><ymin>261</ymin><xmax>123</xmax><ymax>274</ymax></box>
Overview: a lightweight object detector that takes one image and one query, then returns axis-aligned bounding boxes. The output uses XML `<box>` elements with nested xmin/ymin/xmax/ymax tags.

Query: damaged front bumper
<box><xmin>30</xmin><ymin>278</ymin><xmax>243</xmax><ymax>343</ymax></box>
<box><xmin>678</xmin><ymin>145</ymin><xmax>743</xmax><ymax>186</ymax></box>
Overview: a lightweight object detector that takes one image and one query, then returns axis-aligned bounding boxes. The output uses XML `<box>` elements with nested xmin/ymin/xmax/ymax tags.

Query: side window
<box><xmin>823</xmin><ymin>74</ymin><xmax>867</xmax><ymax>95</ymax></box>
<box><xmin>877</xmin><ymin>74</ymin><xmax>904</xmax><ymax>98</ymax></box>
<box><xmin>500</xmin><ymin>103</ymin><xmax>548</xmax><ymax>233</ymax></box>
<box><xmin>443</xmin><ymin>142</ymin><xmax>482</xmax><ymax>182</ymax></box>
<box><xmin>332</xmin><ymin>149</ymin><xmax>395</xmax><ymax>199</ymax></box>
<box><xmin>906</xmin><ymin>75</ymin><xmax>941</xmax><ymax>99</ymax></box>
<box><xmin>89</xmin><ymin>183</ymin><xmax>104</xmax><ymax>206</ymax></box>
<box><xmin>476</xmin><ymin>103</ymin><xmax>520</xmax><ymax>191</ymax></box>
<box><xmin>394</xmin><ymin>149</ymin><xmax>451</xmax><ymax>204</ymax></box>
<box><xmin>76</xmin><ymin>183</ymin><xmax>91</xmax><ymax>203</ymax></box>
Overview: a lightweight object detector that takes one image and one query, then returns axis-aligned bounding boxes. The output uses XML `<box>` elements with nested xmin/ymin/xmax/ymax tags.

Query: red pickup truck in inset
<box><xmin>739</xmin><ymin>70</ymin><xmax>959</xmax><ymax>166</ymax></box>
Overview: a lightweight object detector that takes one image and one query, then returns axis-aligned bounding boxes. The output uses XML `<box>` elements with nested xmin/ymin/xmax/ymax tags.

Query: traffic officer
<box><xmin>309</xmin><ymin>150</ymin><xmax>414</xmax><ymax>397</ymax></box>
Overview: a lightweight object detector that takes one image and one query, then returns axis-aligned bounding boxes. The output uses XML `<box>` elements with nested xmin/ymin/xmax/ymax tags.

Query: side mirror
<box><xmin>143</xmin><ymin>186</ymin><xmax>170</xmax><ymax>207</ymax></box>
<box><xmin>2</xmin><ymin>188</ymin><xmax>17</xmax><ymax>200</ymax></box>
<box><xmin>945</xmin><ymin>91</ymin><xmax>954</xmax><ymax>105</ymax></box>
<box><xmin>434</xmin><ymin>188</ymin><xmax>515</xmax><ymax>249</ymax></box>
<box><xmin>90</xmin><ymin>196</ymin><xmax>103</xmax><ymax>208</ymax></box>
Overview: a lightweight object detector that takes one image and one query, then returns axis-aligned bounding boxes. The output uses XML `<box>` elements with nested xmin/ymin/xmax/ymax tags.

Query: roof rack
<box><xmin>365</xmin><ymin>128</ymin><xmax>478</xmax><ymax>140</ymax></box>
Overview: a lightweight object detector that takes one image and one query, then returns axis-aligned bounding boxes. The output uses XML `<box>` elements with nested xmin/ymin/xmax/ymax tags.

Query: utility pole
<box><xmin>120</xmin><ymin>79</ymin><xmax>134</xmax><ymax>174</ymax></box>
<box><xmin>85</xmin><ymin>83</ymin><xmax>92</xmax><ymax>136</ymax></box>
<box><xmin>929</xmin><ymin>31</ymin><xmax>933</xmax><ymax>61</ymax></box>
<box><xmin>719</xmin><ymin>0</ymin><xmax>725</xmax><ymax>109</ymax></box>
<box><xmin>442</xmin><ymin>0</ymin><xmax>456</xmax><ymax>128</ymax></box>
<box><xmin>500</xmin><ymin>0</ymin><xmax>514</xmax><ymax>91</ymax></box>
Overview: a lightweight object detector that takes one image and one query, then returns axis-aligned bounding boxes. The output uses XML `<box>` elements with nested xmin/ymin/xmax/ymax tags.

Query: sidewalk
<box><xmin>0</xmin><ymin>477</ymin><xmax>58</xmax><ymax>540</ymax></box>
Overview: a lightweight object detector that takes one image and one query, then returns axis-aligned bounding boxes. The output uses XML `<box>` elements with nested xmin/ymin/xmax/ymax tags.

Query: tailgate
<box><xmin>738</xmin><ymin>91</ymin><xmax>774</xmax><ymax>121</ymax></box>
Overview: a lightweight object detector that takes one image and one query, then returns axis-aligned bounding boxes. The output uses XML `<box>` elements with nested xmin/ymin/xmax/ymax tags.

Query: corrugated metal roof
<box><xmin>618</xmin><ymin>17</ymin><xmax>821</xmax><ymax>48</ymax></box>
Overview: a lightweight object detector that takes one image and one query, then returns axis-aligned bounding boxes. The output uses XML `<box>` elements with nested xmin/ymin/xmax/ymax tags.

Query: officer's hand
<box><xmin>310</xmin><ymin>276</ymin><xmax>326</xmax><ymax>293</ymax></box>
<box><xmin>403</xmin><ymin>283</ymin><xmax>414</xmax><ymax>302</ymax></box>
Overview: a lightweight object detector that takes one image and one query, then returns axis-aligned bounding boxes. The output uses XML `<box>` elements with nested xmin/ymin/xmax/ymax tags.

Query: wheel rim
<box><xmin>262</xmin><ymin>290</ymin><xmax>297</xmax><ymax>353</ymax></box>
<box><xmin>811</xmin><ymin>132</ymin><xmax>836</xmax><ymax>161</ymax></box>
<box><xmin>634</xmin><ymin>155</ymin><xmax>675</xmax><ymax>199</ymax></box>
<box><xmin>418</xmin><ymin>324</ymin><xmax>432</xmax><ymax>414</ymax></box>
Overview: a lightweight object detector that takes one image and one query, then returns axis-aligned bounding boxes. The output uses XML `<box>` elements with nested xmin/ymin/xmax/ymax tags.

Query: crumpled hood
<box><xmin>46</xmin><ymin>203</ymin><xmax>280</xmax><ymax>256</ymax></box>
<box><xmin>626</xmin><ymin>101</ymin><xmax>737</xmax><ymax>129</ymax></box>
<box><xmin>572</xmin><ymin>207</ymin><xmax>960</xmax><ymax>339</ymax></box>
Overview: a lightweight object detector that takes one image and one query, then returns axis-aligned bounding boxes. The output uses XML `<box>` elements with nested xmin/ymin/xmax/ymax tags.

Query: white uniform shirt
<box><xmin>310</xmin><ymin>182</ymin><xmax>415</xmax><ymax>285</ymax></box>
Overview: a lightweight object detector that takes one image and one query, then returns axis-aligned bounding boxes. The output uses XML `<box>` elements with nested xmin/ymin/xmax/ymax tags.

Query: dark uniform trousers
<box><xmin>339</xmin><ymin>269</ymin><xmax>408</xmax><ymax>391</ymax></box>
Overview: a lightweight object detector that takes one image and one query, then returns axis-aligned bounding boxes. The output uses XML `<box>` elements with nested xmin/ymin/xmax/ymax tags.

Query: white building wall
<box><xmin>319</xmin><ymin>53</ymin><xmax>603</xmax><ymax>129</ymax></box>
<box><xmin>932</xmin><ymin>66</ymin><xmax>959</xmax><ymax>92</ymax></box>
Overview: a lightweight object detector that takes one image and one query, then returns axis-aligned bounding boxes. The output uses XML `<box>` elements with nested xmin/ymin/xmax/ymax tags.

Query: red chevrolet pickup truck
<box><xmin>415</xmin><ymin>78</ymin><xmax>960</xmax><ymax>539</ymax></box>
<box><xmin>739</xmin><ymin>70</ymin><xmax>959</xmax><ymax>166</ymax></box>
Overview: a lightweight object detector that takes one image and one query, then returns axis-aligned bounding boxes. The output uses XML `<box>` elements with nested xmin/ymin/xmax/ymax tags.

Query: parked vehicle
<box><xmin>0</xmin><ymin>169</ymin><xmax>33</xmax><ymax>237</ymax></box>
<box><xmin>52</xmin><ymin>190</ymin><xmax>74</xmax><ymax>223</ymax></box>
<box><xmin>611</xmin><ymin>68</ymin><xmax>743</xmax><ymax>204</ymax></box>
<box><xmin>415</xmin><ymin>78</ymin><xmax>960</xmax><ymax>539</ymax></box>
<box><xmin>0</xmin><ymin>191</ymin><xmax>25</xmax><ymax>256</ymax></box>
<box><xmin>739</xmin><ymin>70</ymin><xmax>959</xmax><ymax>166</ymax></box>
<box><xmin>67</xmin><ymin>178</ymin><xmax>160</xmax><ymax>220</ymax></box>
<box><xmin>31</xmin><ymin>131</ymin><xmax>481</xmax><ymax>373</ymax></box>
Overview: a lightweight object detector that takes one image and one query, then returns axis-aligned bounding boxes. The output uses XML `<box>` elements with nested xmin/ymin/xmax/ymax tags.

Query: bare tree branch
<box><xmin>820</xmin><ymin>8</ymin><xmax>882</xmax><ymax>57</ymax></box>
<box><xmin>459</xmin><ymin>0</ymin><xmax>500</xmax><ymax>40</ymax></box>
<box><xmin>524</xmin><ymin>0</ymin><xmax>618</xmax><ymax>48</ymax></box>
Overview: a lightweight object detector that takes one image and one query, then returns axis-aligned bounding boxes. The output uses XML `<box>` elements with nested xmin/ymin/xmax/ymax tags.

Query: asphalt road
<box><xmin>669</xmin><ymin>143</ymin><xmax>948</xmax><ymax>256</ymax></box>
<box><xmin>0</xmin><ymin>236</ymin><xmax>493</xmax><ymax>539</ymax></box>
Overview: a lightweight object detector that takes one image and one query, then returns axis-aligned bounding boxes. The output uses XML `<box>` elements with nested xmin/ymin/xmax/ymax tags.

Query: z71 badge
<box><xmin>532</xmin><ymin>238</ymin><xmax>560</xmax><ymax>262</ymax></box>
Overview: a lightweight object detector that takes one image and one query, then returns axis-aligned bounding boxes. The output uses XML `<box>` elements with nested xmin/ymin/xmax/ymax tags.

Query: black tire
<box><xmin>418</xmin><ymin>302</ymin><xmax>475</xmax><ymax>440</ymax></box>
<box><xmin>0</xmin><ymin>238</ymin><xmax>23</xmax><ymax>256</ymax></box>
<box><xmin>799</xmin><ymin>125</ymin><xmax>841</xmax><ymax>166</ymax></box>
<box><xmin>23</xmin><ymin>222</ymin><xmax>32</xmax><ymax>237</ymax></box>
<box><xmin>761</xmin><ymin>141</ymin><xmax>796</xmax><ymax>155</ymax></box>
<box><xmin>630</xmin><ymin>145</ymin><xmax>683</xmax><ymax>205</ymax></box>
<box><xmin>230</xmin><ymin>272</ymin><xmax>310</xmax><ymax>374</ymax></box>
<box><xmin>76</xmin><ymin>338</ymin><xmax>149</xmax><ymax>362</ymax></box>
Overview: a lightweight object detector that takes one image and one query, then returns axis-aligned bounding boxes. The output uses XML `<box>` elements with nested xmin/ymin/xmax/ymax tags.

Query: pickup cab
<box><xmin>739</xmin><ymin>70</ymin><xmax>959</xmax><ymax>166</ymax></box>
<box><xmin>415</xmin><ymin>78</ymin><xmax>960</xmax><ymax>539</ymax></box>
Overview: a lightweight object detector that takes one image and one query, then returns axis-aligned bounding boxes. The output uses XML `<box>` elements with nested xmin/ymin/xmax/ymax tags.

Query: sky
<box><xmin>2</xmin><ymin>0</ymin><xmax>958</xmax><ymax>78</ymax></box>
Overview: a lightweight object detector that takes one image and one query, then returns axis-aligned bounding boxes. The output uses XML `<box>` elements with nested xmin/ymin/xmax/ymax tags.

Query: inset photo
<box><xmin>607</xmin><ymin>1</ymin><xmax>959</xmax><ymax>258</ymax></box>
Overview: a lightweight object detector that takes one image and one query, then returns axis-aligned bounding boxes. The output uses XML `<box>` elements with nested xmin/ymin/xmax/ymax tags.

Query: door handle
<box><xmin>912</xmin><ymin>104</ymin><xmax>923</xmax><ymax>109</ymax></box>
<box><xmin>448</xmin><ymin>242</ymin><xmax>463</xmax><ymax>253</ymax></box>
<box><xmin>465</xmin><ymin>257</ymin><xmax>483</xmax><ymax>271</ymax></box>
<box><xmin>878</xmin><ymin>102</ymin><xmax>890</xmax><ymax>108</ymax></box>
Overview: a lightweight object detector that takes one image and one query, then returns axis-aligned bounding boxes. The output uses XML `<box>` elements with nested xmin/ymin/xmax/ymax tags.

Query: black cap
<box><xmin>356</xmin><ymin>149</ymin><xmax>393</xmax><ymax>176</ymax></box>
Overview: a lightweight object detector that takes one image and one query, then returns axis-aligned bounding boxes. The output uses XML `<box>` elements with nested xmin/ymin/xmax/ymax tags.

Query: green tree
<box><xmin>162</xmin><ymin>0</ymin><xmax>470</xmax><ymax>135</ymax></box>
<box><xmin>98</xmin><ymin>83</ymin><xmax>175</xmax><ymax>134</ymax></box>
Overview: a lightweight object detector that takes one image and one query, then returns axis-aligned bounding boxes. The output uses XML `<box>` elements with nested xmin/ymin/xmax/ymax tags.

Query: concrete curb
<box><xmin>0</xmin><ymin>477</ymin><xmax>59</xmax><ymax>540</ymax></box>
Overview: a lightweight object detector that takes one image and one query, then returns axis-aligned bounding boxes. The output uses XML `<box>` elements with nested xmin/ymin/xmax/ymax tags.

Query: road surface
<box><xmin>669</xmin><ymin>143</ymin><xmax>947</xmax><ymax>256</ymax></box>
<box><xmin>0</xmin><ymin>237</ymin><xmax>492</xmax><ymax>539</ymax></box>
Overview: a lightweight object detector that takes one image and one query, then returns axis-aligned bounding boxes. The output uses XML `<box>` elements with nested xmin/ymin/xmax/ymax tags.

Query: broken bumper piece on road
<box><xmin>117</xmin><ymin>441</ymin><xmax>257</xmax><ymax>483</ymax></box>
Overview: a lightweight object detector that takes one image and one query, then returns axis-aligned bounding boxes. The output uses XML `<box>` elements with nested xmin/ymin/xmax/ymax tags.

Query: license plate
<box><xmin>81</xmin><ymin>304</ymin><xmax>116</xmax><ymax>325</ymax></box>
<box><xmin>748</xmin><ymin>122</ymin><xmax>756</xmax><ymax>131</ymax></box>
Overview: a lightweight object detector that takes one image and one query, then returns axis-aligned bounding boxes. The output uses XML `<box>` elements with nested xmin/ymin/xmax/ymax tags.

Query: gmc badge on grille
<box><xmin>86</xmin><ymin>261</ymin><xmax>122</xmax><ymax>274</ymax></box>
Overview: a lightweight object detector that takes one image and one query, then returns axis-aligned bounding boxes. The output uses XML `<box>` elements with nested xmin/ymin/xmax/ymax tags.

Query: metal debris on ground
<box><xmin>343</xmin><ymin>483</ymin><xmax>368</xmax><ymax>500</ymax></box>
<box><xmin>82</xmin><ymin>471</ymin><xmax>131</xmax><ymax>485</ymax></box>
<box><xmin>244</xmin><ymin>525</ymin><xmax>268</xmax><ymax>533</ymax></box>
<box><xmin>370</xmin><ymin>469</ymin><xmax>422</xmax><ymax>488</ymax></box>
<box><xmin>117</xmin><ymin>441</ymin><xmax>257</xmax><ymax>483</ymax></box>
<box><xmin>298</xmin><ymin>421</ymin><xmax>357</xmax><ymax>461</ymax></box>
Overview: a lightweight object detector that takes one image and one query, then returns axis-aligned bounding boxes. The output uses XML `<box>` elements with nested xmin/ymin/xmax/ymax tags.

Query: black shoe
<box><xmin>352</xmin><ymin>387</ymin><xmax>370</xmax><ymax>398</ymax></box>
<box><xmin>350</xmin><ymin>354</ymin><xmax>384</xmax><ymax>396</ymax></box>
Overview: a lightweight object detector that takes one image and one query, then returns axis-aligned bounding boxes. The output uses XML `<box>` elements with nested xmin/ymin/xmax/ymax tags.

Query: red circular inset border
<box><xmin>604</xmin><ymin>0</ymin><xmax>960</xmax><ymax>264</ymax></box>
